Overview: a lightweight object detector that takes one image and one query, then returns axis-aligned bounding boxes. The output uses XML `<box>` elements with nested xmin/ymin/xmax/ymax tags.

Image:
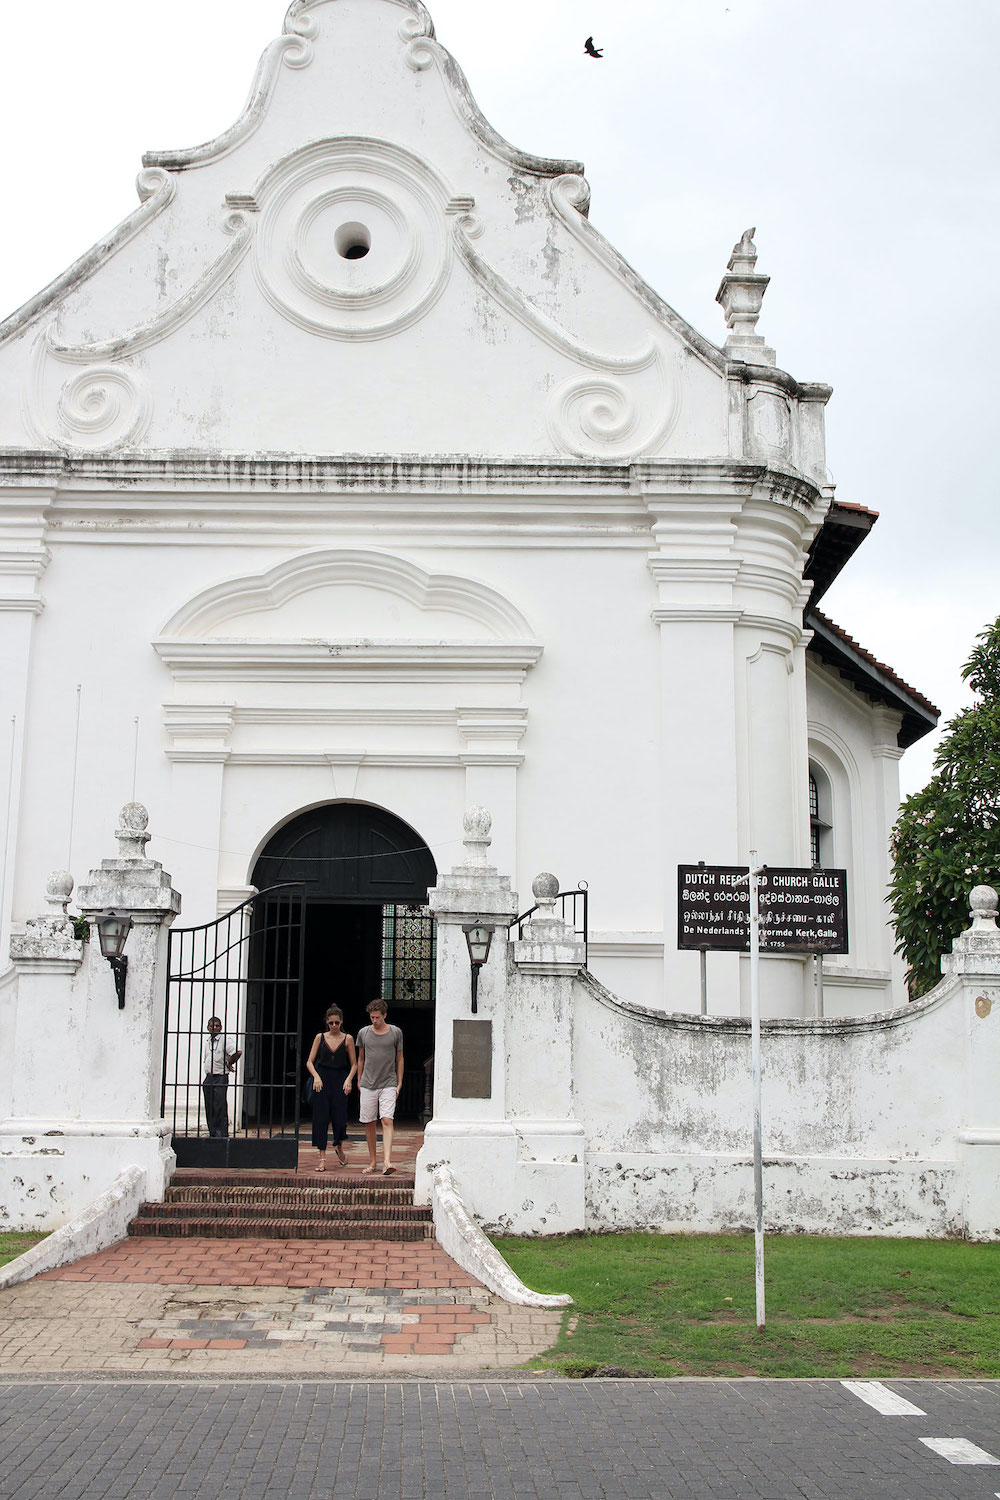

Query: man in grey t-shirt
<box><xmin>357</xmin><ymin>998</ymin><xmax>404</xmax><ymax>1175</ymax></box>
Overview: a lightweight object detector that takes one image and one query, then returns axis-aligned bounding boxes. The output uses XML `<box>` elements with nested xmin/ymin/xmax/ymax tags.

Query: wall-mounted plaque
<box><xmin>452</xmin><ymin>1019</ymin><xmax>492</xmax><ymax>1099</ymax></box>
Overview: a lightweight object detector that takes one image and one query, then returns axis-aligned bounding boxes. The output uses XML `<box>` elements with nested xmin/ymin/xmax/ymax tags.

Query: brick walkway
<box><xmin>34</xmin><ymin>1237</ymin><xmax>474</xmax><ymax>1288</ymax></box>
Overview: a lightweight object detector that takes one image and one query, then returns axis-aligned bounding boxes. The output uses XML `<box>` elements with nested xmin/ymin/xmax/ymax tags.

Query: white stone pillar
<box><xmin>0</xmin><ymin>498</ymin><xmax>50</xmax><ymax>959</ymax></box>
<box><xmin>0</xmin><ymin>804</ymin><xmax>182</xmax><ymax>1230</ymax></box>
<box><xmin>415</xmin><ymin>807</ymin><xmax>518</xmax><ymax>1221</ymax></box>
<box><xmin>4</xmin><ymin>873</ymin><xmax>85</xmax><ymax>1126</ymax></box>
<box><xmin>507</xmin><ymin>873</ymin><xmax>587</xmax><ymax>1231</ymax></box>
<box><xmin>942</xmin><ymin>886</ymin><xmax>1000</xmax><ymax>1239</ymax></box>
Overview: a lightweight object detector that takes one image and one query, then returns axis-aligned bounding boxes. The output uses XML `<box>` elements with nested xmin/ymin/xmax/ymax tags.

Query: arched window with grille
<box><xmin>809</xmin><ymin>765</ymin><xmax>832</xmax><ymax>867</ymax></box>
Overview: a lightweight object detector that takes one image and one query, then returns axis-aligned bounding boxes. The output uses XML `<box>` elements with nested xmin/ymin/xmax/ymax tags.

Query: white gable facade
<box><xmin>0</xmin><ymin>0</ymin><xmax>933</xmax><ymax>1028</ymax></box>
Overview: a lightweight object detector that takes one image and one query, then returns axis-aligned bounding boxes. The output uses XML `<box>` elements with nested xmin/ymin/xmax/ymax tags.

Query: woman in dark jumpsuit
<box><xmin>306</xmin><ymin>1006</ymin><xmax>357</xmax><ymax>1171</ymax></box>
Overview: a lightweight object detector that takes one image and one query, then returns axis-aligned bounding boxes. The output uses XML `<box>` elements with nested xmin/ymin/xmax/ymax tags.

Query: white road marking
<box><xmin>840</xmin><ymin>1380</ymin><xmax>926</xmax><ymax>1417</ymax></box>
<box><xmin>920</xmin><ymin>1438</ymin><xmax>1000</xmax><ymax>1466</ymax></box>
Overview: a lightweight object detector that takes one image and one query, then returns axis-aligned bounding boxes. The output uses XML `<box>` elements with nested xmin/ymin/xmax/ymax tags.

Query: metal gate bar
<box><xmin>162</xmin><ymin>884</ymin><xmax>305</xmax><ymax>1168</ymax></box>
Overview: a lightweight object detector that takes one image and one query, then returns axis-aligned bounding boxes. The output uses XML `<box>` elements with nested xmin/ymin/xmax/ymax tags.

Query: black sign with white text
<box><xmin>677</xmin><ymin>865</ymin><xmax>849</xmax><ymax>954</ymax></box>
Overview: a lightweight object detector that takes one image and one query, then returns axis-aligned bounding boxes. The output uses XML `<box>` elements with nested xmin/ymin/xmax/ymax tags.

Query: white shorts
<box><xmin>360</xmin><ymin>1086</ymin><xmax>397</xmax><ymax>1124</ymax></box>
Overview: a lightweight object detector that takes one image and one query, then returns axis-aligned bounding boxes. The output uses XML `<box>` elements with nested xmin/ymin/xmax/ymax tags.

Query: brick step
<box><xmin>138</xmin><ymin>1200</ymin><xmax>432</xmax><ymax>1224</ymax></box>
<box><xmin>163</xmin><ymin>1185</ymin><xmax>418</xmax><ymax>1209</ymax></box>
<box><xmin>127</xmin><ymin>1216</ymin><xmax>434</xmax><ymax>1241</ymax></box>
<box><xmin>171</xmin><ymin>1170</ymin><xmax>415</xmax><ymax>1191</ymax></box>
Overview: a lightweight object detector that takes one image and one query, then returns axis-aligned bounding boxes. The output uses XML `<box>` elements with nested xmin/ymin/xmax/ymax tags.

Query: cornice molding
<box><xmin>648</xmin><ymin>560</ymin><xmax>742</xmax><ymax>585</ymax></box>
<box><xmin>739</xmin><ymin>613</ymin><xmax>805</xmax><ymax>648</ymax></box>
<box><xmin>0</xmin><ymin>452</ymin><xmax>825</xmax><ymax>498</ymax></box>
<box><xmin>166</xmin><ymin>749</ymin><xmax>505</xmax><ymax>770</ymax></box>
<box><xmin>0</xmin><ymin>597</ymin><xmax>45</xmax><ymax>614</ymax></box>
<box><xmin>651</xmin><ymin>608</ymin><xmax>742</xmax><ymax>626</ymax></box>
<box><xmin>235</xmin><ymin>705</ymin><xmax>459</xmax><ymax>728</ymax></box>
<box><xmin>0</xmin><ymin>547</ymin><xmax>50</xmax><ymax>579</ymax></box>
<box><xmin>153</xmin><ymin>638</ymin><xmax>544</xmax><ymax>684</ymax></box>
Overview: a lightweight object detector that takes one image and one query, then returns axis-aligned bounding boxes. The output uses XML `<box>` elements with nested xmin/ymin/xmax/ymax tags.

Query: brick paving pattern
<box><xmin>0</xmin><ymin>1247</ymin><xmax>559</xmax><ymax>1375</ymax></box>
<box><xmin>1</xmin><ymin>1379</ymin><xmax>999</xmax><ymax>1499</ymax></box>
<box><xmin>34</xmin><ymin>1236</ymin><xmax>474</xmax><ymax>1287</ymax></box>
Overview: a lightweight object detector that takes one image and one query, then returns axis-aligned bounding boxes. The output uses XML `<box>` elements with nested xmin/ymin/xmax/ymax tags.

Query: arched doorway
<box><xmin>251</xmin><ymin>802</ymin><xmax>438</xmax><ymax>1120</ymax></box>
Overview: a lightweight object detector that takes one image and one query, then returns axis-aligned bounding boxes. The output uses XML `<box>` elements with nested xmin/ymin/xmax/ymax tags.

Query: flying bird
<box><xmin>584</xmin><ymin>36</ymin><xmax>604</xmax><ymax>58</ymax></box>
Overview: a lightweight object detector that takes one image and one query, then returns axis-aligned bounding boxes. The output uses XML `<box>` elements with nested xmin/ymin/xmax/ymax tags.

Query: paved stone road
<box><xmin>1</xmin><ymin>1378</ymin><xmax>999</xmax><ymax>1499</ymax></box>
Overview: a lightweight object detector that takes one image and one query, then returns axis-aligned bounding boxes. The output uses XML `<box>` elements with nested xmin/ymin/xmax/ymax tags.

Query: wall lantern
<box><xmin>95</xmin><ymin>910</ymin><xmax>132</xmax><ymax>1009</ymax></box>
<box><xmin>463</xmin><ymin>924</ymin><xmax>493</xmax><ymax>1014</ymax></box>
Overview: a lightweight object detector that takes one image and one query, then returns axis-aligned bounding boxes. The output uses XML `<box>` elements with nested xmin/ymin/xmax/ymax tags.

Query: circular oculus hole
<box><xmin>334</xmin><ymin>221</ymin><xmax>371</xmax><ymax>260</ymax></box>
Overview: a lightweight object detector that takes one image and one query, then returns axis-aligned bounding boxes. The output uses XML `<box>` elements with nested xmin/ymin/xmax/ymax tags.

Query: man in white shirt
<box><xmin>202</xmin><ymin>1016</ymin><xmax>241</xmax><ymax>1138</ymax></box>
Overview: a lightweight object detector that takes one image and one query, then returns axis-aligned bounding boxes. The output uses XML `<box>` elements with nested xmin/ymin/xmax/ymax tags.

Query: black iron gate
<box><xmin>162</xmin><ymin>884</ymin><xmax>306</xmax><ymax>1168</ymax></box>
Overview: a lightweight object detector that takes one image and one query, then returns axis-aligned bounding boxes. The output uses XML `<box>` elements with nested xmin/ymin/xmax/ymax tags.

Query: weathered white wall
<box><xmin>575</xmin><ymin>972</ymin><xmax>967</xmax><ymax>1236</ymax></box>
<box><xmin>418</xmin><ymin>852</ymin><xmax>1000</xmax><ymax>1241</ymax></box>
<box><xmin>0</xmin><ymin>812</ymin><xmax>181</xmax><ymax>1232</ymax></box>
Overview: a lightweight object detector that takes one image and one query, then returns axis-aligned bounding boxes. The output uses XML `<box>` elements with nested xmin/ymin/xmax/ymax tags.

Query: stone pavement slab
<box><xmin>0</xmin><ymin>1236</ymin><xmax>561</xmax><ymax>1376</ymax></box>
<box><xmin>1</xmin><ymin>1379</ymin><xmax>999</xmax><ymax>1499</ymax></box>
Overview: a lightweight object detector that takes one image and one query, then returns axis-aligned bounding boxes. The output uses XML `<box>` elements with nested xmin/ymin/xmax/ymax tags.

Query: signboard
<box><xmin>678</xmin><ymin>865</ymin><xmax>848</xmax><ymax>954</ymax></box>
<box><xmin>452</xmin><ymin>1019</ymin><xmax>493</xmax><ymax>1098</ymax></box>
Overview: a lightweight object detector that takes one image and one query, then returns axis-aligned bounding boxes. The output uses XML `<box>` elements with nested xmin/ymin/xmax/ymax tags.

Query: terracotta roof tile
<box><xmin>810</xmin><ymin>609</ymin><xmax>940</xmax><ymax>718</ymax></box>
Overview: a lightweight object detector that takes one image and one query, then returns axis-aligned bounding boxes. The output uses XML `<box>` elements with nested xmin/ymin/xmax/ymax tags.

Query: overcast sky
<box><xmin>1</xmin><ymin>0</ymin><xmax>996</xmax><ymax>796</ymax></box>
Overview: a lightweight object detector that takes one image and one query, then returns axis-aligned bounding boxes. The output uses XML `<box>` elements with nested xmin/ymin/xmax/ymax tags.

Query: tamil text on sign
<box><xmin>677</xmin><ymin>865</ymin><xmax>848</xmax><ymax>953</ymax></box>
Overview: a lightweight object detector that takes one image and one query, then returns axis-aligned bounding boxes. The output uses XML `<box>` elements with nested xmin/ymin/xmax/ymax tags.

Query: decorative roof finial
<box><xmin>716</xmin><ymin>226</ymin><xmax>775</xmax><ymax>366</ymax></box>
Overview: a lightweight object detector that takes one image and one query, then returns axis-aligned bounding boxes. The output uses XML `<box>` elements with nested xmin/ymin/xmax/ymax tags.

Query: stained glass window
<box><xmin>381</xmin><ymin>903</ymin><xmax>435</xmax><ymax>1008</ymax></box>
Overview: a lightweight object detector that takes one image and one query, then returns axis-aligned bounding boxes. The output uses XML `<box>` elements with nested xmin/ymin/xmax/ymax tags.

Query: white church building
<box><xmin>0</xmin><ymin>0</ymin><xmax>939</xmax><ymax>1117</ymax></box>
<box><xmin>9</xmin><ymin>0</ymin><xmax>1000</xmax><ymax>1258</ymax></box>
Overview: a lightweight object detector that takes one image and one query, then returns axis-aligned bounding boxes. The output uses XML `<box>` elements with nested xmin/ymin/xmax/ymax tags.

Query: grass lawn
<box><xmin>0</xmin><ymin>1232</ymin><xmax>46</xmax><ymax>1270</ymax></box>
<box><xmin>493</xmin><ymin>1232</ymin><xmax>1000</xmax><ymax>1379</ymax></box>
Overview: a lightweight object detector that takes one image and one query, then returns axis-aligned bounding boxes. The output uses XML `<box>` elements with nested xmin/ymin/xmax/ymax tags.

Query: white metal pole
<box><xmin>748</xmin><ymin>848</ymin><xmax>765</xmax><ymax>1331</ymax></box>
<box><xmin>699</xmin><ymin>948</ymin><xmax>707</xmax><ymax>1015</ymax></box>
<box><xmin>815</xmin><ymin>952</ymin><xmax>824</xmax><ymax>1018</ymax></box>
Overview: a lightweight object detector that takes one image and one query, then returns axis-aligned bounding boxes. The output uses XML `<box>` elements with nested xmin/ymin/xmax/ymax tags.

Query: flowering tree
<box><xmin>888</xmin><ymin>615</ymin><xmax>1000</xmax><ymax>997</ymax></box>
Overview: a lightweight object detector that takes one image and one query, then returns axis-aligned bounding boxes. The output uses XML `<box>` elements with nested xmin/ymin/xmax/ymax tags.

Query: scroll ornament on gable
<box><xmin>24</xmin><ymin>178</ymin><xmax>253</xmax><ymax>454</ymax></box>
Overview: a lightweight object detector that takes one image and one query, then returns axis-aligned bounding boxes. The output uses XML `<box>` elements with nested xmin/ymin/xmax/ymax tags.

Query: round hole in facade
<box><xmin>335</xmin><ymin>221</ymin><xmax>371</xmax><ymax>260</ymax></box>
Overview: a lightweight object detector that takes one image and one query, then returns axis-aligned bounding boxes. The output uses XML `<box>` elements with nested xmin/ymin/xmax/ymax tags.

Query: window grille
<box><xmin>809</xmin><ymin>769</ymin><xmax>830</xmax><ymax>867</ymax></box>
<box><xmin>380</xmin><ymin>903</ymin><xmax>435</xmax><ymax>1009</ymax></box>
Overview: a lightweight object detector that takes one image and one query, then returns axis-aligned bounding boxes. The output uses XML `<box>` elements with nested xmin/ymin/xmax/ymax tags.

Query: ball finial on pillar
<box><xmin>462</xmin><ymin>806</ymin><xmax>492</xmax><ymax>866</ymax></box>
<box><xmin>531</xmin><ymin>872</ymin><xmax>559</xmax><ymax>915</ymax></box>
<box><xmin>970</xmin><ymin>885</ymin><xmax>999</xmax><ymax>929</ymax></box>
<box><xmin>116</xmin><ymin>802</ymin><xmax>151</xmax><ymax>860</ymax></box>
<box><xmin>45</xmin><ymin>870</ymin><xmax>74</xmax><ymax>916</ymax></box>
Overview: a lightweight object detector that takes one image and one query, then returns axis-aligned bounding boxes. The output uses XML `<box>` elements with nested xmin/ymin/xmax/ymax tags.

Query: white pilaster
<box><xmin>0</xmin><ymin>493</ymin><xmax>51</xmax><ymax>958</ymax></box>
